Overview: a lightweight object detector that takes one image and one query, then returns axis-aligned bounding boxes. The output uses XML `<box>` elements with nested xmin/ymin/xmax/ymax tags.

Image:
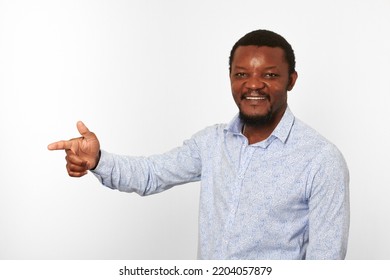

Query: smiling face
<box><xmin>230</xmin><ymin>45</ymin><xmax>298</xmax><ymax>128</ymax></box>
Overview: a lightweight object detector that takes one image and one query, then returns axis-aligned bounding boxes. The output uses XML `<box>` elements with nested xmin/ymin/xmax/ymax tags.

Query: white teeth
<box><xmin>246</xmin><ymin>97</ymin><xmax>266</xmax><ymax>100</ymax></box>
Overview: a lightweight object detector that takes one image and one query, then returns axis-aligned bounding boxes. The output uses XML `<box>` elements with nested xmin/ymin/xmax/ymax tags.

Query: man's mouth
<box><xmin>244</xmin><ymin>96</ymin><xmax>267</xmax><ymax>100</ymax></box>
<box><xmin>242</xmin><ymin>91</ymin><xmax>269</xmax><ymax>101</ymax></box>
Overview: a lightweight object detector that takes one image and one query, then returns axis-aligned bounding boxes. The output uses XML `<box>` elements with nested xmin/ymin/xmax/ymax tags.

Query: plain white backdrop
<box><xmin>0</xmin><ymin>0</ymin><xmax>389</xmax><ymax>259</ymax></box>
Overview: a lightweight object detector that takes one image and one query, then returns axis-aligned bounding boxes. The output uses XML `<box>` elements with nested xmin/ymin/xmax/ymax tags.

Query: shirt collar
<box><xmin>225</xmin><ymin>106</ymin><xmax>295</xmax><ymax>145</ymax></box>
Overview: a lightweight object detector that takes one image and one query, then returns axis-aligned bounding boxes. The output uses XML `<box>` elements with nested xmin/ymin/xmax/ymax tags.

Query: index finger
<box><xmin>47</xmin><ymin>140</ymin><xmax>73</xmax><ymax>151</ymax></box>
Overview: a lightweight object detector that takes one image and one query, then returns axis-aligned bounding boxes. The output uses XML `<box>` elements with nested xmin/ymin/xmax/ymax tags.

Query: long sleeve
<box><xmin>91</xmin><ymin>137</ymin><xmax>202</xmax><ymax>196</ymax></box>
<box><xmin>305</xmin><ymin>144</ymin><xmax>350</xmax><ymax>259</ymax></box>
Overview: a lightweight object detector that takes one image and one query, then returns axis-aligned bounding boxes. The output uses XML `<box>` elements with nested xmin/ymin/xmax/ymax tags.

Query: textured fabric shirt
<box><xmin>92</xmin><ymin>107</ymin><xmax>350</xmax><ymax>259</ymax></box>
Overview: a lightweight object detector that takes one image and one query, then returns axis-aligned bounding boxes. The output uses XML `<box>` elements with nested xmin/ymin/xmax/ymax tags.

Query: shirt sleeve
<box><xmin>90</xmin><ymin>136</ymin><xmax>202</xmax><ymax>196</ymax></box>
<box><xmin>305</xmin><ymin>144</ymin><xmax>350</xmax><ymax>259</ymax></box>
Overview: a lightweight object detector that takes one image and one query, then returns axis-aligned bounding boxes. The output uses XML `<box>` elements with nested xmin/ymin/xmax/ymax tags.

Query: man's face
<box><xmin>230</xmin><ymin>45</ymin><xmax>297</xmax><ymax>126</ymax></box>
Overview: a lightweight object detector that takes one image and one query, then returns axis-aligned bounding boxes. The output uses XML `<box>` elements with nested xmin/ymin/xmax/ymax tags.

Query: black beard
<box><xmin>239</xmin><ymin>110</ymin><xmax>273</xmax><ymax>127</ymax></box>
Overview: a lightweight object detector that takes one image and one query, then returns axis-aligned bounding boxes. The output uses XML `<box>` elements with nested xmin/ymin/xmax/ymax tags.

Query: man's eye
<box><xmin>265</xmin><ymin>73</ymin><xmax>279</xmax><ymax>78</ymax></box>
<box><xmin>235</xmin><ymin>73</ymin><xmax>247</xmax><ymax>78</ymax></box>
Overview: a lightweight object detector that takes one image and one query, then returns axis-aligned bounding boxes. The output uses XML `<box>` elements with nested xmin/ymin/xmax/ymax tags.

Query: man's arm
<box><xmin>90</xmin><ymin>139</ymin><xmax>202</xmax><ymax>196</ymax></box>
<box><xmin>305</xmin><ymin>144</ymin><xmax>350</xmax><ymax>259</ymax></box>
<box><xmin>48</xmin><ymin>121</ymin><xmax>203</xmax><ymax>195</ymax></box>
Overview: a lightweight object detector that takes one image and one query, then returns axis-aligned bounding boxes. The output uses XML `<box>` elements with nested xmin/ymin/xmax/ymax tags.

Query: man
<box><xmin>48</xmin><ymin>29</ymin><xmax>349</xmax><ymax>259</ymax></box>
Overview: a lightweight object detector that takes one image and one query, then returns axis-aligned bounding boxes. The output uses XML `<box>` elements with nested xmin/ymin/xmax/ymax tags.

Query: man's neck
<box><xmin>242</xmin><ymin>123</ymin><xmax>275</xmax><ymax>144</ymax></box>
<box><xmin>242</xmin><ymin>109</ymin><xmax>286</xmax><ymax>144</ymax></box>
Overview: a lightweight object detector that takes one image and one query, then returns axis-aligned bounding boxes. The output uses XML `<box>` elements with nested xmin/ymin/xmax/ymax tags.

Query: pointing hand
<box><xmin>48</xmin><ymin>121</ymin><xmax>101</xmax><ymax>177</ymax></box>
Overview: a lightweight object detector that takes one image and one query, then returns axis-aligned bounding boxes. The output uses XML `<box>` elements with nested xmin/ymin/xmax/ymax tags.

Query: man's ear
<box><xmin>287</xmin><ymin>71</ymin><xmax>298</xmax><ymax>91</ymax></box>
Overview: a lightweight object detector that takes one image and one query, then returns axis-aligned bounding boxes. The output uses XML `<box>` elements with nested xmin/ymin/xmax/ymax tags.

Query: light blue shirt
<box><xmin>92</xmin><ymin>107</ymin><xmax>349</xmax><ymax>259</ymax></box>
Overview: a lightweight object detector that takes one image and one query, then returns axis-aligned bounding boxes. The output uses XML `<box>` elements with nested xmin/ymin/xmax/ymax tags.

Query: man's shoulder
<box><xmin>181</xmin><ymin>123</ymin><xmax>228</xmax><ymax>154</ymax></box>
<box><xmin>191</xmin><ymin>123</ymin><xmax>228</xmax><ymax>139</ymax></box>
<box><xmin>291</xmin><ymin>118</ymin><xmax>343</xmax><ymax>157</ymax></box>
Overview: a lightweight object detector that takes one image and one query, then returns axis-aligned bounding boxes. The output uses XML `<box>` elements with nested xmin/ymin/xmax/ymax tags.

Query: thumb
<box><xmin>76</xmin><ymin>121</ymin><xmax>92</xmax><ymax>138</ymax></box>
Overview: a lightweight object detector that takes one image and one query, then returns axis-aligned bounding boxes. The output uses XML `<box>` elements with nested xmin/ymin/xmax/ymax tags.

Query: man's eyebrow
<box><xmin>232</xmin><ymin>65</ymin><xmax>279</xmax><ymax>70</ymax></box>
<box><xmin>232</xmin><ymin>66</ymin><xmax>247</xmax><ymax>70</ymax></box>
<box><xmin>263</xmin><ymin>65</ymin><xmax>279</xmax><ymax>70</ymax></box>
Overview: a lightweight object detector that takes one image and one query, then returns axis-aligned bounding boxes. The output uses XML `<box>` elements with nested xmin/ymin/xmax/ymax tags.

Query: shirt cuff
<box><xmin>90</xmin><ymin>150</ymin><xmax>113</xmax><ymax>185</ymax></box>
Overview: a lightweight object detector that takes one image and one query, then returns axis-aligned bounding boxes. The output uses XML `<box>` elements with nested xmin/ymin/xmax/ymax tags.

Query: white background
<box><xmin>0</xmin><ymin>0</ymin><xmax>389</xmax><ymax>259</ymax></box>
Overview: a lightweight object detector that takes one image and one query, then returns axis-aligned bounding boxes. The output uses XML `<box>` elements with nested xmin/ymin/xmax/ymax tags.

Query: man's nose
<box><xmin>245</xmin><ymin>76</ymin><xmax>266</xmax><ymax>90</ymax></box>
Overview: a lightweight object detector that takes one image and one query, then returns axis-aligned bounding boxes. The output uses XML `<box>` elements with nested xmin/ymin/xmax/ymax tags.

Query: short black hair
<box><xmin>229</xmin><ymin>29</ymin><xmax>296</xmax><ymax>74</ymax></box>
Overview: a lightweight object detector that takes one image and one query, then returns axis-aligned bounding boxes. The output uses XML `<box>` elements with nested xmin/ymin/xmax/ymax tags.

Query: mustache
<box><xmin>241</xmin><ymin>89</ymin><xmax>269</xmax><ymax>100</ymax></box>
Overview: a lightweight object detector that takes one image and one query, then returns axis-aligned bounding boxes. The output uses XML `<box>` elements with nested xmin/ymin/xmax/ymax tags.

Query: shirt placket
<box><xmin>220</xmin><ymin>138</ymin><xmax>256</xmax><ymax>257</ymax></box>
